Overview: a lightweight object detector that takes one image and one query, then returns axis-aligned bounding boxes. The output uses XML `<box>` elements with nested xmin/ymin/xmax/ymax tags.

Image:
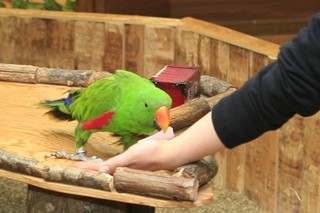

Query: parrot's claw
<box><xmin>45</xmin><ymin>150</ymin><xmax>101</xmax><ymax>161</ymax></box>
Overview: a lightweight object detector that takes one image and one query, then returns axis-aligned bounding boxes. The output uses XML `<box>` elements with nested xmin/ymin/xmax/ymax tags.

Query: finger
<box><xmin>75</xmin><ymin>160</ymin><xmax>106</xmax><ymax>171</ymax></box>
<box><xmin>103</xmin><ymin>152</ymin><xmax>133</xmax><ymax>174</ymax></box>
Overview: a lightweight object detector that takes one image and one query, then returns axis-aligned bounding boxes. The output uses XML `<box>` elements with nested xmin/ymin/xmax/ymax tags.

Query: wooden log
<box><xmin>0</xmin><ymin>63</ymin><xmax>116</xmax><ymax>87</ymax></box>
<box><xmin>35</xmin><ymin>68</ymin><xmax>95</xmax><ymax>86</ymax></box>
<box><xmin>42</xmin><ymin>165</ymin><xmax>115</xmax><ymax>191</ymax></box>
<box><xmin>170</xmin><ymin>97</ymin><xmax>210</xmax><ymax>131</ymax></box>
<box><xmin>0</xmin><ymin>63</ymin><xmax>38</xmax><ymax>83</ymax></box>
<box><xmin>0</xmin><ymin>150</ymin><xmax>42</xmax><ymax>177</ymax></box>
<box><xmin>170</xmin><ymin>88</ymin><xmax>235</xmax><ymax>131</ymax></box>
<box><xmin>0</xmin><ymin>148</ymin><xmax>215</xmax><ymax>202</ymax></box>
<box><xmin>113</xmin><ymin>157</ymin><xmax>218</xmax><ymax>202</ymax></box>
<box><xmin>200</xmin><ymin>75</ymin><xmax>234</xmax><ymax>97</ymax></box>
<box><xmin>0</xmin><ymin>150</ymin><xmax>114</xmax><ymax>191</ymax></box>
<box><xmin>114</xmin><ymin>167</ymin><xmax>199</xmax><ymax>201</ymax></box>
<box><xmin>173</xmin><ymin>156</ymin><xmax>218</xmax><ymax>187</ymax></box>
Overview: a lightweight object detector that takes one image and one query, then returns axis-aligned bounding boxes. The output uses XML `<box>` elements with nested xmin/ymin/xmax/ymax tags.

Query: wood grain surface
<box><xmin>0</xmin><ymin>81</ymin><xmax>213</xmax><ymax>207</ymax></box>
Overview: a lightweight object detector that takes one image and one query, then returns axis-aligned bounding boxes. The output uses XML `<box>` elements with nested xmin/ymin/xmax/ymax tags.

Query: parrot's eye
<box><xmin>144</xmin><ymin>103</ymin><xmax>149</xmax><ymax>108</ymax></box>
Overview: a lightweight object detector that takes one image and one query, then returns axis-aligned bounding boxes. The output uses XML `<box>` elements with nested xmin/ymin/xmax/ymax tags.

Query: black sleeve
<box><xmin>212</xmin><ymin>13</ymin><xmax>320</xmax><ymax>148</ymax></box>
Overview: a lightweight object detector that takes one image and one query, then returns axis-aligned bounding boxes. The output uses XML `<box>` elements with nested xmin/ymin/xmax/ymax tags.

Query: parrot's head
<box><xmin>130</xmin><ymin>84</ymin><xmax>172</xmax><ymax>134</ymax></box>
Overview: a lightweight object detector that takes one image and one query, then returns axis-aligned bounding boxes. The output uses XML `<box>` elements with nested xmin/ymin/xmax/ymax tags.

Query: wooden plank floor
<box><xmin>0</xmin><ymin>81</ymin><xmax>121</xmax><ymax>167</ymax></box>
<box><xmin>0</xmin><ymin>81</ymin><xmax>213</xmax><ymax>208</ymax></box>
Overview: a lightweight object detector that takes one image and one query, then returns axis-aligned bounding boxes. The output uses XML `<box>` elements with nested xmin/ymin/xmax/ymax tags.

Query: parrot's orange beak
<box><xmin>155</xmin><ymin>106</ymin><xmax>170</xmax><ymax>133</ymax></box>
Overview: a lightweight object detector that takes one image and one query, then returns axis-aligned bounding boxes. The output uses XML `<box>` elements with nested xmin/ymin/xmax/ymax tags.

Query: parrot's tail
<box><xmin>40</xmin><ymin>98</ymin><xmax>73</xmax><ymax>121</ymax></box>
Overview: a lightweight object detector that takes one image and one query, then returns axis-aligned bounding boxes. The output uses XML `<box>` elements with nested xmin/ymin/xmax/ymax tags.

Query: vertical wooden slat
<box><xmin>175</xmin><ymin>29</ymin><xmax>199</xmax><ymax>67</ymax></box>
<box><xmin>143</xmin><ymin>25</ymin><xmax>175</xmax><ymax>78</ymax></box>
<box><xmin>11</xmin><ymin>18</ymin><xmax>49</xmax><ymax>67</ymax></box>
<box><xmin>74</xmin><ymin>21</ymin><xmax>105</xmax><ymax>71</ymax></box>
<box><xmin>211</xmin><ymin>40</ymin><xmax>229</xmax><ymax>81</ymax></box>
<box><xmin>300</xmin><ymin>114</ymin><xmax>320</xmax><ymax>213</ymax></box>
<box><xmin>224</xmin><ymin>45</ymin><xmax>251</xmax><ymax>194</ymax></box>
<box><xmin>0</xmin><ymin>16</ymin><xmax>48</xmax><ymax>67</ymax></box>
<box><xmin>277</xmin><ymin>115</ymin><xmax>305</xmax><ymax>213</ymax></box>
<box><xmin>228</xmin><ymin>45</ymin><xmax>250</xmax><ymax>87</ymax></box>
<box><xmin>213</xmin><ymin>151</ymin><xmax>227</xmax><ymax>188</ymax></box>
<box><xmin>104</xmin><ymin>23</ymin><xmax>125</xmax><ymax>72</ymax></box>
<box><xmin>243</xmin><ymin>52</ymin><xmax>278</xmax><ymax>213</ymax></box>
<box><xmin>209</xmin><ymin>39</ymin><xmax>229</xmax><ymax>189</ymax></box>
<box><xmin>46</xmin><ymin>19</ymin><xmax>75</xmax><ymax>69</ymax></box>
<box><xmin>197</xmin><ymin>35</ymin><xmax>212</xmax><ymax>75</ymax></box>
<box><xmin>225</xmin><ymin>145</ymin><xmax>246</xmax><ymax>193</ymax></box>
<box><xmin>249</xmin><ymin>52</ymin><xmax>270</xmax><ymax>77</ymax></box>
<box><xmin>124</xmin><ymin>24</ymin><xmax>145</xmax><ymax>76</ymax></box>
<box><xmin>244</xmin><ymin>132</ymin><xmax>278</xmax><ymax>213</ymax></box>
<box><xmin>0</xmin><ymin>16</ymin><xmax>18</xmax><ymax>64</ymax></box>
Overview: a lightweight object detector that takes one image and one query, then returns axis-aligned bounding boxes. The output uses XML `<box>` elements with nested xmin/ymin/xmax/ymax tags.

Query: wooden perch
<box><xmin>0</xmin><ymin>63</ymin><xmax>113</xmax><ymax>86</ymax></box>
<box><xmin>170</xmin><ymin>97</ymin><xmax>210</xmax><ymax>131</ymax></box>
<box><xmin>200</xmin><ymin>75</ymin><xmax>234</xmax><ymax>97</ymax></box>
<box><xmin>0</xmin><ymin>150</ymin><xmax>114</xmax><ymax>191</ymax></box>
<box><xmin>0</xmin><ymin>150</ymin><xmax>42</xmax><ymax>178</ymax></box>
<box><xmin>42</xmin><ymin>166</ymin><xmax>115</xmax><ymax>191</ymax></box>
<box><xmin>114</xmin><ymin>167</ymin><xmax>199</xmax><ymax>201</ymax></box>
<box><xmin>170</xmin><ymin>87</ymin><xmax>236</xmax><ymax>131</ymax></box>
<box><xmin>113</xmin><ymin>156</ymin><xmax>218</xmax><ymax>201</ymax></box>
<box><xmin>173</xmin><ymin>156</ymin><xmax>218</xmax><ymax>187</ymax></box>
<box><xmin>0</xmin><ymin>149</ymin><xmax>218</xmax><ymax>201</ymax></box>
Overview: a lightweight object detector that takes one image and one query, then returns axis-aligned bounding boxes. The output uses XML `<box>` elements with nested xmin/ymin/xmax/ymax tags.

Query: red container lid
<box><xmin>152</xmin><ymin>65</ymin><xmax>198</xmax><ymax>84</ymax></box>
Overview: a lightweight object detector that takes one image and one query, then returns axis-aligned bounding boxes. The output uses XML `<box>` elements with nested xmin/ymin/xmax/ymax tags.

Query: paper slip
<box><xmin>138</xmin><ymin>126</ymin><xmax>175</xmax><ymax>143</ymax></box>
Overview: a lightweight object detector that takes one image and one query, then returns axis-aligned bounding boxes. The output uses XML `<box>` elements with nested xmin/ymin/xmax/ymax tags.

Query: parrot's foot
<box><xmin>45</xmin><ymin>150</ymin><xmax>101</xmax><ymax>161</ymax></box>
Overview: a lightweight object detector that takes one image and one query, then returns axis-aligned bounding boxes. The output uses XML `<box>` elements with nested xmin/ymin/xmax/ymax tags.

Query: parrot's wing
<box><xmin>81</xmin><ymin>111</ymin><xmax>115</xmax><ymax>130</ymax></box>
<box><xmin>70</xmin><ymin>75</ymin><xmax>121</xmax><ymax>124</ymax></box>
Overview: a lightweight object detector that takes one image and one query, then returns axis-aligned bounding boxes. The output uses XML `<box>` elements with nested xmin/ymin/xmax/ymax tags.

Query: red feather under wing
<box><xmin>81</xmin><ymin>111</ymin><xmax>115</xmax><ymax>130</ymax></box>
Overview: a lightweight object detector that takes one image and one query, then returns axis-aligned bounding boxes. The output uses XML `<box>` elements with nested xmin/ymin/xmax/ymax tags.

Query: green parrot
<box><xmin>41</xmin><ymin>70</ymin><xmax>172</xmax><ymax>160</ymax></box>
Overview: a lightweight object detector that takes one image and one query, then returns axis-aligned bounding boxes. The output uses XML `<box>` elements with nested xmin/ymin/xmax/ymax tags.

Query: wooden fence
<box><xmin>0</xmin><ymin>8</ymin><xmax>319</xmax><ymax>213</ymax></box>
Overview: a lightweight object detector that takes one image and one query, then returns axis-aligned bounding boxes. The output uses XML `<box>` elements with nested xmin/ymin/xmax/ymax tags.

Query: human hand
<box><xmin>75</xmin><ymin>139</ymin><xmax>179</xmax><ymax>174</ymax></box>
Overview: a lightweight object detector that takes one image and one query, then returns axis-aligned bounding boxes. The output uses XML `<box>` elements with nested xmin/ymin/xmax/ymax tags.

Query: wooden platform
<box><xmin>0</xmin><ymin>80</ymin><xmax>213</xmax><ymax>211</ymax></box>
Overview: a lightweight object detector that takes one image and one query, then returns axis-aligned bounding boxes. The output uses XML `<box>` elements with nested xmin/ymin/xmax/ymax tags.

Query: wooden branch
<box><xmin>0</xmin><ymin>63</ymin><xmax>38</xmax><ymax>83</ymax></box>
<box><xmin>170</xmin><ymin>88</ymin><xmax>236</xmax><ymax>131</ymax></box>
<box><xmin>35</xmin><ymin>68</ymin><xmax>95</xmax><ymax>87</ymax></box>
<box><xmin>0</xmin><ymin>63</ymin><xmax>113</xmax><ymax>87</ymax></box>
<box><xmin>113</xmin><ymin>167</ymin><xmax>199</xmax><ymax>201</ymax></box>
<box><xmin>200</xmin><ymin>75</ymin><xmax>234</xmax><ymax>97</ymax></box>
<box><xmin>42</xmin><ymin>166</ymin><xmax>115</xmax><ymax>191</ymax></box>
<box><xmin>173</xmin><ymin>156</ymin><xmax>218</xmax><ymax>187</ymax></box>
<box><xmin>112</xmin><ymin>156</ymin><xmax>218</xmax><ymax>201</ymax></box>
<box><xmin>0</xmin><ymin>150</ymin><xmax>42</xmax><ymax>177</ymax></box>
<box><xmin>0</xmin><ymin>149</ymin><xmax>217</xmax><ymax>201</ymax></box>
<box><xmin>170</xmin><ymin>97</ymin><xmax>211</xmax><ymax>131</ymax></box>
<box><xmin>0</xmin><ymin>150</ymin><xmax>114</xmax><ymax>191</ymax></box>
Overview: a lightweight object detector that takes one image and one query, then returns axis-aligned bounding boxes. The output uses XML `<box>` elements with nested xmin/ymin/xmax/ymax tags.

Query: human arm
<box><xmin>212</xmin><ymin>13</ymin><xmax>320</xmax><ymax>148</ymax></box>
<box><xmin>76</xmin><ymin>111</ymin><xmax>226</xmax><ymax>174</ymax></box>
